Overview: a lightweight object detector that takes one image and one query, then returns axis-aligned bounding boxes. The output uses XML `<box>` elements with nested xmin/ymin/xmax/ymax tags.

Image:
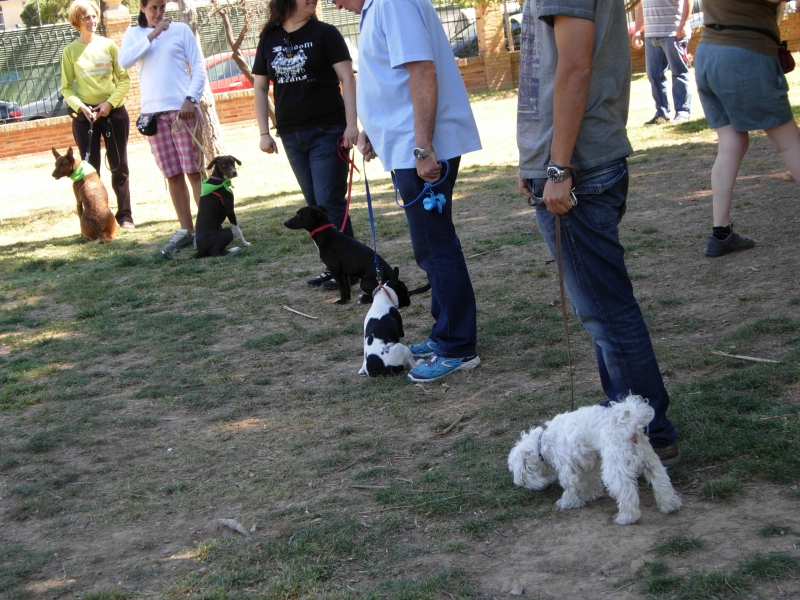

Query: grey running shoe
<box><xmin>654</xmin><ymin>443</ymin><xmax>682</xmax><ymax>468</ymax></box>
<box><xmin>162</xmin><ymin>229</ymin><xmax>195</xmax><ymax>256</ymax></box>
<box><xmin>705</xmin><ymin>232</ymin><xmax>755</xmax><ymax>257</ymax></box>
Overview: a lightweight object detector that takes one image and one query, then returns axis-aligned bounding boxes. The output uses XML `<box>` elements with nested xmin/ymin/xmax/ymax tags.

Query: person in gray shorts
<box><xmin>695</xmin><ymin>0</ymin><xmax>800</xmax><ymax>257</ymax></box>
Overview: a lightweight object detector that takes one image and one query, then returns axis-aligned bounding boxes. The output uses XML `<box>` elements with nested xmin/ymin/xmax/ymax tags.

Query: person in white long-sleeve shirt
<box><xmin>119</xmin><ymin>0</ymin><xmax>208</xmax><ymax>256</ymax></box>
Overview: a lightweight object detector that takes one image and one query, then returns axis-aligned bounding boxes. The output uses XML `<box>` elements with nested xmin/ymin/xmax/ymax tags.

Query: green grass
<box><xmin>2</xmin><ymin>76</ymin><xmax>800</xmax><ymax>599</ymax></box>
<box><xmin>636</xmin><ymin>552</ymin><xmax>800</xmax><ymax>599</ymax></box>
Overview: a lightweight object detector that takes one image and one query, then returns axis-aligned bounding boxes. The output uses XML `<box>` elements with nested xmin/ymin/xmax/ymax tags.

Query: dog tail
<box><xmin>408</xmin><ymin>283</ymin><xmax>431</xmax><ymax>296</ymax></box>
<box><xmin>609</xmin><ymin>394</ymin><xmax>655</xmax><ymax>433</ymax></box>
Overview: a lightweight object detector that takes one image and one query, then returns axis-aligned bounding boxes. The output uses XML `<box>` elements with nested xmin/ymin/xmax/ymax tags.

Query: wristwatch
<box><xmin>547</xmin><ymin>164</ymin><xmax>578</xmax><ymax>183</ymax></box>
<box><xmin>185</xmin><ymin>96</ymin><xmax>198</xmax><ymax>105</ymax></box>
<box><xmin>413</xmin><ymin>146</ymin><xmax>435</xmax><ymax>160</ymax></box>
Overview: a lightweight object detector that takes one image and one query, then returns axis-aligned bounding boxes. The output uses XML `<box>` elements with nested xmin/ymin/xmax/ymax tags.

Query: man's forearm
<box><xmin>550</xmin><ymin>16</ymin><xmax>594</xmax><ymax>166</ymax></box>
<box><xmin>407</xmin><ymin>60</ymin><xmax>437</xmax><ymax>148</ymax></box>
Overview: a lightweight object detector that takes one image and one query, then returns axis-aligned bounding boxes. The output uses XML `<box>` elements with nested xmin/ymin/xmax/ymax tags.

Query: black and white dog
<box><xmin>358</xmin><ymin>268</ymin><xmax>419</xmax><ymax>377</ymax></box>
<box><xmin>283</xmin><ymin>205</ymin><xmax>412</xmax><ymax>305</ymax></box>
<box><xmin>195</xmin><ymin>155</ymin><xmax>250</xmax><ymax>258</ymax></box>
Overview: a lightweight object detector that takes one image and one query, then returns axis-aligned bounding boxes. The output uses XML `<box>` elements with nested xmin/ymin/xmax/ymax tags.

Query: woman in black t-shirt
<box><xmin>254</xmin><ymin>0</ymin><xmax>359</xmax><ymax>288</ymax></box>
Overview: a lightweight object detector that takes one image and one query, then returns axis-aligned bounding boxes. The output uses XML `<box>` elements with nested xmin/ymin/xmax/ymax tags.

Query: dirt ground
<box><xmin>2</xmin><ymin>91</ymin><xmax>800</xmax><ymax>598</ymax></box>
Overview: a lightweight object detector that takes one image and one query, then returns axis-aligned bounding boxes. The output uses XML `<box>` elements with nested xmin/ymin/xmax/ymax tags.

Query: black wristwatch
<box><xmin>547</xmin><ymin>163</ymin><xmax>579</xmax><ymax>184</ymax></box>
<box><xmin>185</xmin><ymin>96</ymin><xmax>198</xmax><ymax>105</ymax></box>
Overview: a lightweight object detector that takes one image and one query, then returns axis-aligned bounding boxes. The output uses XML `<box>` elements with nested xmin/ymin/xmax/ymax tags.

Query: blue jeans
<box><xmin>393</xmin><ymin>157</ymin><xmax>477</xmax><ymax>358</ymax></box>
<box><xmin>527</xmin><ymin>159</ymin><xmax>677</xmax><ymax>447</ymax></box>
<box><xmin>645</xmin><ymin>36</ymin><xmax>692</xmax><ymax>120</ymax></box>
<box><xmin>281</xmin><ymin>124</ymin><xmax>354</xmax><ymax>237</ymax></box>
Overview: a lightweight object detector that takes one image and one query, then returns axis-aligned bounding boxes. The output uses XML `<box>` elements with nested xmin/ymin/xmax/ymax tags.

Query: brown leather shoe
<box><xmin>654</xmin><ymin>443</ymin><xmax>681</xmax><ymax>467</ymax></box>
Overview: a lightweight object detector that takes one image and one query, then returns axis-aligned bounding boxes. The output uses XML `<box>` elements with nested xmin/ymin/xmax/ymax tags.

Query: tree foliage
<box><xmin>20</xmin><ymin>0</ymin><xmax>72</xmax><ymax>26</ymax></box>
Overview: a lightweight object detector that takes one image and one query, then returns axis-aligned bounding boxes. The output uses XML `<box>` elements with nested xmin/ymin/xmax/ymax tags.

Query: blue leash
<box><xmin>391</xmin><ymin>159</ymin><xmax>450</xmax><ymax>212</ymax></box>
<box><xmin>362</xmin><ymin>156</ymin><xmax>383</xmax><ymax>281</ymax></box>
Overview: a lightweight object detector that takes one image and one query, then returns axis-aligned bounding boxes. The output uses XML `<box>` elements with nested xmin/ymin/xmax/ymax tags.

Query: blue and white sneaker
<box><xmin>408</xmin><ymin>337</ymin><xmax>437</xmax><ymax>359</ymax></box>
<box><xmin>407</xmin><ymin>354</ymin><xmax>481</xmax><ymax>383</ymax></box>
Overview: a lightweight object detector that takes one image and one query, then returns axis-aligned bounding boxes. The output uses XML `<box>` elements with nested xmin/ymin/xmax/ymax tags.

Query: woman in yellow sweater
<box><xmin>61</xmin><ymin>0</ymin><xmax>134</xmax><ymax>228</ymax></box>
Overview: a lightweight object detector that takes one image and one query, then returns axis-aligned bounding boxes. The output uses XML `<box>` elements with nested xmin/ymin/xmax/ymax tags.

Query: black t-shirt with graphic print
<box><xmin>253</xmin><ymin>19</ymin><xmax>351</xmax><ymax>134</ymax></box>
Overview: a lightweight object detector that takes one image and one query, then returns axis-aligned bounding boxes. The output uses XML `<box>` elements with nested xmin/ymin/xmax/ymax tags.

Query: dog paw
<box><xmin>242</xmin><ymin>240</ymin><xmax>252</xmax><ymax>246</ymax></box>
<box><xmin>556</xmin><ymin>496</ymin><xmax>584</xmax><ymax>511</ymax></box>
<box><xmin>226</xmin><ymin>247</ymin><xmax>241</xmax><ymax>254</ymax></box>
<box><xmin>657</xmin><ymin>494</ymin><xmax>683</xmax><ymax>514</ymax></box>
<box><xmin>615</xmin><ymin>510</ymin><xmax>641</xmax><ymax>525</ymax></box>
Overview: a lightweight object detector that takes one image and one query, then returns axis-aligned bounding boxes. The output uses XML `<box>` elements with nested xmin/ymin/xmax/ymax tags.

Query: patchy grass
<box><xmin>2</xmin><ymin>75</ymin><xmax>800</xmax><ymax>598</ymax></box>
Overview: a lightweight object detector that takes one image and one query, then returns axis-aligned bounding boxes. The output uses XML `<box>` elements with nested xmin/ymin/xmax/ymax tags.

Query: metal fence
<box><xmin>0</xmin><ymin>23</ymin><xmax>82</xmax><ymax>119</ymax></box>
<box><xmin>0</xmin><ymin>1</ymin><xmax>481</xmax><ymax>122</ymax></box>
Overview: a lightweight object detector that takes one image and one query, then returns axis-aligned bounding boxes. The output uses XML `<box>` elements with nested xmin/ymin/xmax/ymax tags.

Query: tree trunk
<box><xmin>208</xmin><ymin>0</ymin><xmax>276</xmax><ymax>129</ymax></box>
<box><xmin>177</xmin><ymin>0</ymin><xmax>226</xmax><ymax>167</ymax></box>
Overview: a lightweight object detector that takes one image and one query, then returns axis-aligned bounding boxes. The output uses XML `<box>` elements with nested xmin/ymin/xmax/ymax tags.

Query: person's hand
<box><xmin>357</xmin><ymin>131</ymin><xmax>376</xmax><ymax>161</ymax></box>
<box><xmin>342</xmin><ymin>125</ymin><xmax>359</xmax><ymax>150</ymax></box>
<box><xmin>80</xmin><ymin>105</ymin><xmax>95</xmax><ymax>121</ymax></box>
<box><xmin>260</xmin><ymin>133</ymin><xmax>278</xmax><ymax>154</ymax></box>
<box><xmin>518</xmin><ymin>175</ymin><xmax>533</xmax><ymax>199</ymax></box>
<box><xmin>674</xmin><ymin>24</ymin><xmax>688</xmax><ymax>40</ymax></box>
<box><xmin>631</xmin><ymin>30</ymin><xmax>644</xmax><ymax>50</ymax></box>
<box><xmin>93</xmin><ymin>101</ymin><xmax>113</xmax><ymax>119</ymax></box>
<box><xmin>416</xmin><ymin>151</ymin><xmax>441</xmax><ymax>183</ymax></box>
<box><xmin>178</xmin><ymin>98</ymin><xmax>196</xmax><ymax>121</ymax></box>
<box><xmin>148</xmin><ymin>19</ymin><xmax>170</xmax><ymax>41</ymax></box>
<box><xmin>542</xmin><ymin>179</ymin><xmax>575</xmax><ymax>214</ymax></box>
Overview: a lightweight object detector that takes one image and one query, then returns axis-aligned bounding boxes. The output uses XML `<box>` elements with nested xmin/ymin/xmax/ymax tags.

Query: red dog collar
<box><xmin>309</xmin><ymin>223</ymin><xmax>335</xmax><ymax>237</ymax></box>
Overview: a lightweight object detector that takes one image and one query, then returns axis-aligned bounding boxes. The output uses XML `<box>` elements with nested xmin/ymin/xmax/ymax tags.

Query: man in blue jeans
<box><xmin>332</xmin><ymin>0</ymin><xmax>482</xmax><ymax>383</ymax></box>
<box><xmin>631</xmin><ymin>0</ymin><xmax>692</xmax><ymax>125</ymax></box>
<box><xmin>517</xmin><ymin>0</ymin><xmax>680</xmax><ymax>465</ymax></box>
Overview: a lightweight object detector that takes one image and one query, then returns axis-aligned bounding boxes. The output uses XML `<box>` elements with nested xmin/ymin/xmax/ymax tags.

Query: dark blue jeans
<box><xmin>527</xmin><ymin>158</ymin><xmax>677</xmax><ymax>448</ymax></box>
<box><xmin>281</xmin><ymin>124</ymin><xmax>354</xmax><ymax>237</ymax></box>
<box><xmin>393</xmin><ymin>157</ymin><xmax>477</xmax><ymax>358</ymax></box>
<box><xmin>645</xmin><ymin>36</ymin><xmax>692</xmax><ymax>120</ymax></box>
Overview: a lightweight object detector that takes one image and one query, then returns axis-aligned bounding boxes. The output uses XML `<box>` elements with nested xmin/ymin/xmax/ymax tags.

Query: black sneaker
<box><xmin>644</xmin><ymin>116</ymin><xmax>670</xmax><ymax>126</ymax></box>
<box><xmin>321</xmin><ymin>275</ymin><xmax>360</xmax><ymax>290</ymax></box>
<box><xmin>653</xmin><ymin>443</ymin><xmax>682</xmax><ymax>468</ymax></box>
<box><xmin>705</xmin><ymin>231</ymin><xmax>755</xmax><ymax>257</ymax></box>
<box><xmin>307</xmin><ymin>270</ymin><xmax>333</xmax><ymax>287</ymax></box>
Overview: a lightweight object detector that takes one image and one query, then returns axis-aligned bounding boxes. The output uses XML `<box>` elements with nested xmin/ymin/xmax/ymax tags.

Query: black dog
<box><xmin>284</xmin><ymin>205</ymin><xmax>412</xmax><ymax>305</ymax></box>
<box><xmin>194</xmin><ymin>156</ymin><xmax>250</xmax><ymax>258</ymax></box>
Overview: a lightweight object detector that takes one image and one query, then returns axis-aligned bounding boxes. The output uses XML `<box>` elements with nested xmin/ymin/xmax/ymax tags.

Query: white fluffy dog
<box><xmin>507</xmin><ymin>395</ymin><xmax>682</xmax><ymax>525</ymax></box>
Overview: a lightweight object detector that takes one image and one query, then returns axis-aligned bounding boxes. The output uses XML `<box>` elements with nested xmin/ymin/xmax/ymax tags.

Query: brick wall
<box><xmin>458</xmin><ymin>56</ymin><xmax>490</xmax><ymax>94</ymax></box>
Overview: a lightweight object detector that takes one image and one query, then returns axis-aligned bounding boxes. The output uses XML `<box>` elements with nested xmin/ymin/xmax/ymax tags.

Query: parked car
<box><xmin>203</xmin><ymin>39</ymin><xmax>359</xmax><ymax>95</ymax></box>
<box><xmin>21</xmin><ymin>88</ymin><xmax>69</xmax><ymax>121</ymax></box>
<box><xmin>450</xmin><ymin>13</ymin><xmax>521</xmax><ymax>59</ymax></box>
<box><xmin>204</xmin><ymin>48</ymin><xmax>257</xmax><ymax>94</ymax></box>
<box><xmin>0</xmin><ymin>99</ymin><xmax>23</xmax><ymax>124</ymax></box>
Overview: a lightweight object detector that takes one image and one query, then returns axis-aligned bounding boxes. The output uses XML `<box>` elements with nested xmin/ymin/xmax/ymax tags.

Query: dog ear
<box><xmin>392</xmin><ymin>267</ymin><xmax>399</xmax><ymax>281</ymax></box>
<box><xmin>66</xmin><ymin>147</ymin><xmax>74</xmax><ymax>158</ymax></box>
<box><xmin>206</xmin><ymin>157</ymin><xmax>218</xmax><ymax>171</ymax></box>
<box><xmin>232</xmin><ymin>156</ymin><xmax>241</xmax><ymax>166</ymax></box>
<box><xmin>52</xmin><ymin>148</ymin><xmax>61</xmax><ymax>159</ymax></box>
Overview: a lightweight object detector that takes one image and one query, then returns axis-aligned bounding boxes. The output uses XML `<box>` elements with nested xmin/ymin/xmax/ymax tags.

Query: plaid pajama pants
<box><xmin>148</xmin><ymin>109</ymin><xmax>204</xmax><ymax>178</ymax></box>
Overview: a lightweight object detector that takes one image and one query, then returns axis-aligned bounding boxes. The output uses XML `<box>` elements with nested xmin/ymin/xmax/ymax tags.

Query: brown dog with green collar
<box><xmin>52</xmin><ymin>147</ymin><xmax>117</xmax><ymax>243</ymax></box>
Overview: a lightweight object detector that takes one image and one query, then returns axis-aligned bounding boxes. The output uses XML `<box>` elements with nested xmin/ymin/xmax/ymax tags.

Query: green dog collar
<box><xmin>69</xmin><ymin>161</ymin><xmax>97</xmax><ymax>182</ymax></box>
